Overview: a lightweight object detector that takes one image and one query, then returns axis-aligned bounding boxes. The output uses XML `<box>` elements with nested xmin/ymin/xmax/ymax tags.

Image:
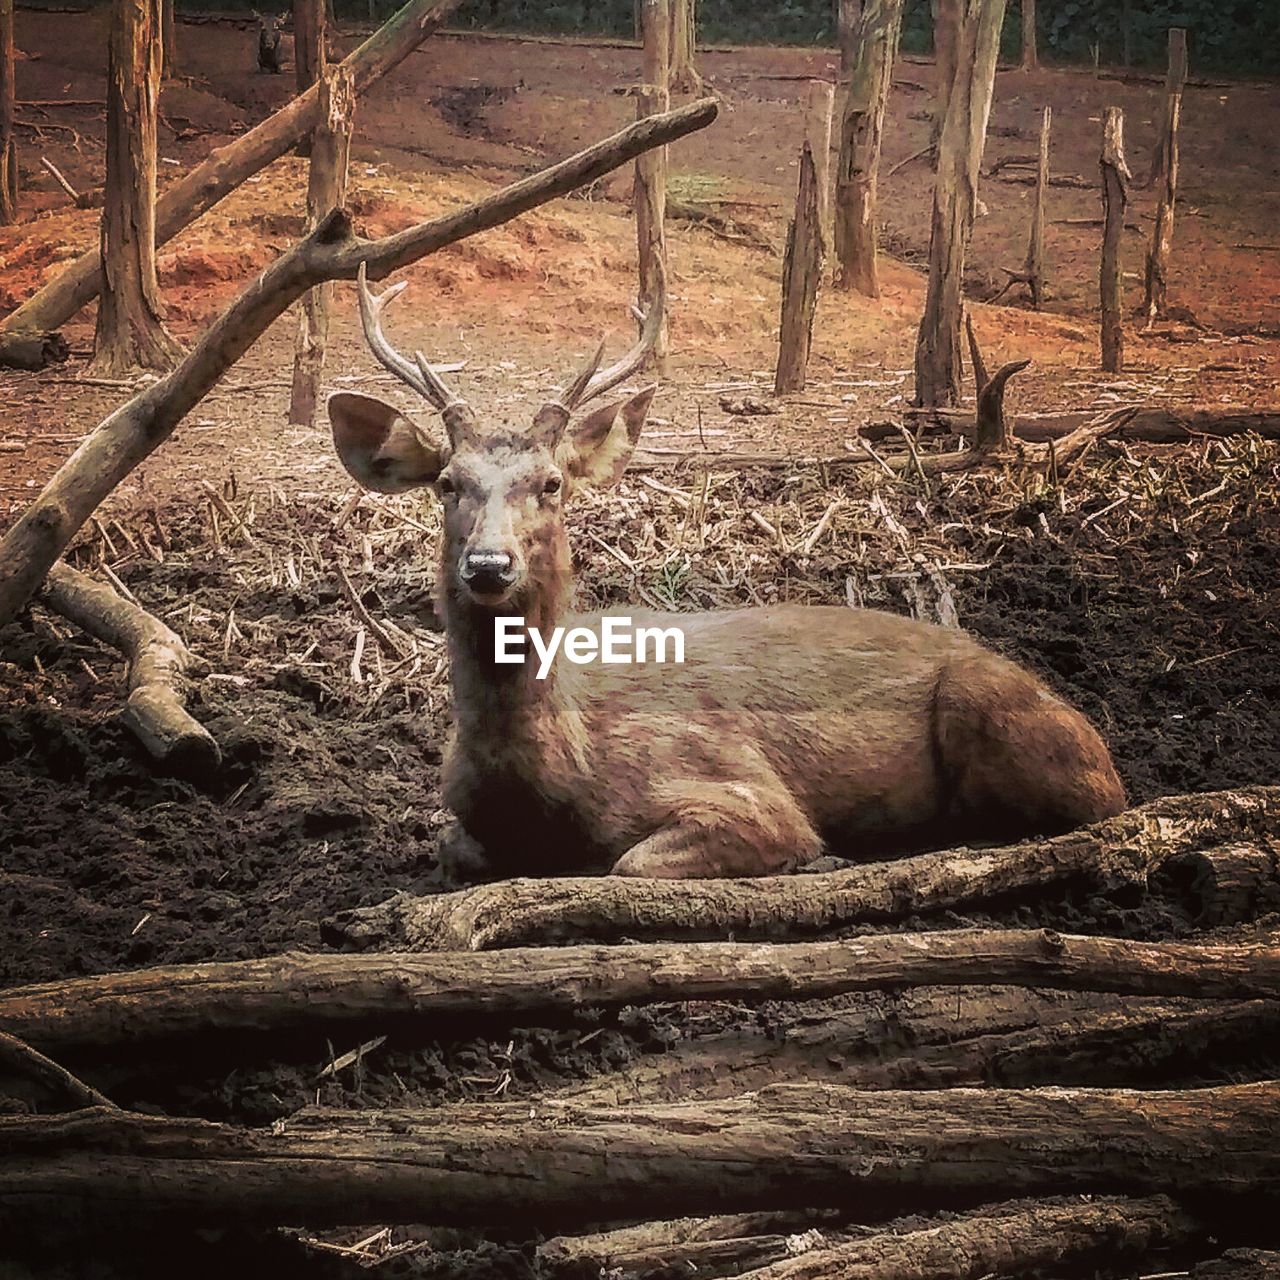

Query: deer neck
<box><xmin>441</xmin><ymin>545</ymin><xmax>576</xmax><ymax>742</ymax></box>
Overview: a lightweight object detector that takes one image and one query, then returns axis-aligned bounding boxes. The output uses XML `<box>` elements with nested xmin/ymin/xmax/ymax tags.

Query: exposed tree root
<box><xmin>2</xmin><ymin>1084</ymin><xmax>1274</xmax><ymax>1232</ymax></box>
<box><xmin>3</xmin><ymin>927</ymin><xmax>1280</xmax><ymax>1054</ymax></box>
<box><xmin>39</xmin><ymin>560</ymin><xmax>219</xmax><ymax>773</ymax></box>
<box><xmin>324</xmin><ymin>786</ymin><xmax>1280</xmax><ymax>950</ymax></box>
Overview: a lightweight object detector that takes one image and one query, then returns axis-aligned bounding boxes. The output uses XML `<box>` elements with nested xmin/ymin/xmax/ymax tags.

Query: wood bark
<box><xmin>327</xmin><ymin>787</ymin><xmax>1280</xmax><ymax>951</ymax></box>
<box><xmin>914</xmin><ymin>0</ymin><xmax>1006</xmax><ymax>407</ymax></box>
<box><xmin>91</xmin><ymin>0</ymin><xmax>182</xmax><ymax>376</ymax></box>
<box><xmin>6</xmin><ymin>926</ymin><xmax>1280</xmax><ymax>1055</ymax></box>
<box><xmin>0</xmin><ymin>98</ymin><xmax>716</xmax><ymax>629</ymax></box>
<box><xmin>1099</xmin><ymin>105</ymin><xmax>1130</xmax><ymax>373</ymax></box>
<box><xmin>0</xmin><ymin>0</ymin><xmax>16</xmax><ymax>224</ymax></box>
<box><xmin>635</xmin><ymin>0</ymin><xmax>670</xmax><ymax>372</ymax></box>
<box><xmin>1141</xmin><ymin>29</ymin><xmax>1185</xmax><ymax>324</ymax></box>
<box><xmin>0</xmin><ymin>0</ymin><xmax>467</xmax><ymax>367</ymax></box>
<box><xmin>737</xmin><ymin>1197</ymin><xmax>1199</xmax><ymax>1280</ymax></box>
<box><xmin>3</xmin><ymin>1085</ymin><xmax>1276</xmax><ymax>1232</ymax></box>
<box><xmin>39</xmin><ymin>561</ymin><xmax>219</xmax><ymax>773</ymax></box>
<box><xmin>774</xmin><ymin>140</ymin><xmax>823</xmax><ymax>394</ymax></box>
<box><xmin>1018</xmin><ymin>0</ymin><xmax>1036</xmax><ymax>71</ymax></box>
<box><xmin>833</xmin><ymin>0</ymin><xmax>902</xmax><ymax>296</ymax></box>
<box><xmin>288</xmin><ymin>63</ymin><xmax>352</xmax><ymax>426</ymax></box>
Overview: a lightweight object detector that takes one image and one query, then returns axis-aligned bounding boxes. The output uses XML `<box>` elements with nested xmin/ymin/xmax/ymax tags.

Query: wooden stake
<box><xmin>635</xmin><ymin>0</ymin><xmax>670</xmax><ymax>372</ymax></box>
<box><xmin>1019</xmin><ymin>0</ymin><xmax>1036</xmax><ymax>70</ymax></box>
<box><xmin>836</xmin><ymin>0</ymin><xmax>860</xmax><ymax>83</ymax></box>
<box><xmin>668</xmin><ymin>0</ymin><xmax>700</xmax><ymax>94</ymax></box>
<box><xmin>1141</xmin><ymin>29</ymin><xmax>1185</xmax><ymax>325</ymax></box>
<box><xmin>774</xmin><ymin>140</ymin><xmax>823</xmax><ymax>394</ymax></box>
<box><xmin>803</xmin><ymin>79</ymin><xmax>834</xmax><ymax>244</ymax></box>
<box><xmin>0</xmin><ymin>0</ymin><xmax>12</xmax><ymax>224</ymax></box>
<box><xmin>1099</xmin><ymin>105</ymin><xmax>1131</xmax><ymax>373</ymax></box>
<box><xmin>914</xmin><ymin>0</ymin><xmax>1007</xmax><ymax>407</ymax></box>
<box><xmin>160</xmin><ymin>0</ymin><xmax>177</xmax><ymax>76</ymax></box>
<box><xmin>1026</xmin><ymin>103</ymin><xmax>1049</xmax><ymax>306</ymax></box>
<box><xmin>834</xmin><ymin>0</ymin><xmax>903</xmax><ymax>296</ymax></box>
<box><xmin>288</xmin><ymin>64</ymin><xmax>354</xmax><ymax>427</ymax></box>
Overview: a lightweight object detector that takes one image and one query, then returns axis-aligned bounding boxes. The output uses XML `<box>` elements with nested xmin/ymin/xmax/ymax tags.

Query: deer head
<box><xmin>328</xmin><ymin>263</ymin><xmax>660</xmax><ymax>613</ymax></box>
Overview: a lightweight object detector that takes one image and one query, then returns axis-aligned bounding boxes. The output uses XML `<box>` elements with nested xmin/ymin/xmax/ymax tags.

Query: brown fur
<box><xmin>329</xmin><ymin>373</ymin><xmax>1126</xmax><ymax>882</ymax></box>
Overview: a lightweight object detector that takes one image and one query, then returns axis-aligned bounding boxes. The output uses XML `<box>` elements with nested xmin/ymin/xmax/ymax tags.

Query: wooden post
<box><xmin>1019</xmin><ymin>0</ymin><xmax>1036</xmax><ymax>70</ymax></box>
<box><xmin>833</xmin><ymin>0</ymin><xmax>903</xmax><ymax>296</ymax></box>
<box><xmin>1099</xmin><ymin>106</ymin><xmax>1130</xmax><ymax>374</ymax></box>
<box><xmin>913</xmin><ymin>0</ymin><xmax>1006</xmax><ymax>408</ymax></box>
<box><xmin>836</xmin><ymin>0</ymin><xmax>861</xmax><ymax>83</ymax></box>
<box><xmin>635</xmin><ymin>0</ymin><xmax>670</xmax><ymax>372</ymax></box>
<box><xmin>1024</xmin><ymin>103</ymin><xmax>1049</xmax><ymax>307</ymax></box>
<box><xmin>0</xmin><ymin>0</ymin><xmax>16</xmax><ymax>224</ymax></box>
<box><xmin>1141</xmin><ymin>28</ymin><xmax>1185</xmax><ymax>324</ymax></box>
<box><xmin>91</xmin><ymin>0</ymin><xmax>182</xmax><ymax>375</ymax></box>
<box><xmin>774</xmin><ymin>140</ymin><xmax>824</xmax><ymax>394</ymax></box>
<box><xmin>929</xmin><ymin>0</ymin><xmax>960</xmax><ymax>148</ymax></box>
<box><xmin>288</xmin><ymin>66</ymin><xmax>353</xmax><ymax>426</ymax></box>
<box><xmin>293</xmin><ymin>0</ymin><xmax>325</xmax><ymax>157</ymax></box>
<box><xmin>804</xmin><ymin>79</ymin><xmax>834</xmax><ymax>248</ymax></box>
<box><xmin>160</xmin><ymin>0</ymin><xmax>177</xmax><ymax>77</ymax></box>
<box><xmin>668</xmin><ymin>0</ymin><xmax>700</xmax><ymax>94</ymax></box>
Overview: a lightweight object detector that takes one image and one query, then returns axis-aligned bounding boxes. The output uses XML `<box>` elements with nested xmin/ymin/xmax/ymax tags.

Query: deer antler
<box><xmin>537</xmin><ymin>258</ymin><xmax>666</xmax><ymax>431</ymax></box>
<box><xmin>355</xmin><ymin>263</ymin><xmax>474</xmax><ymax>437</ymax></box>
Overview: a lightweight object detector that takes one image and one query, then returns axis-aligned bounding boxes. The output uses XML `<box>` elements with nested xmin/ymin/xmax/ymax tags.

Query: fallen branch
<box><xmin>39</xmin><ymin>561</ymin><xmax>219</xmax><ymax>772</ymax></box>
<box><xmin>3</xmin><ymin>1084</ymin><xmax>1276</xmax><ymax>1231</ymax></box>
<box><xmin>918</xmin><ymin>406</ymin><xmax>1280</xmax><ymax>445</ymax></box>
<box><xmin>0</xmin><ymin>98</ymin><xmax>718</xmax><ymax>628</ymax></box>
<box><xmin>0</xmin><ymin>1030</ymin><xmax>117</xmax><ymax>1111</ymax></box>
<box><xmin>4</xmin><ymin>926</ymin><xmax>1280</xmax><ymax>1054</ymax></box>
<box><xmin>735</xmin><ymin>1196</ymin><xmax>1201</xmax><ymax>1280</ymax></box>
<box><xmin>325</xmin><ymin>786</ymin><xmax>1280</xmax><ymax>950</ymax></box>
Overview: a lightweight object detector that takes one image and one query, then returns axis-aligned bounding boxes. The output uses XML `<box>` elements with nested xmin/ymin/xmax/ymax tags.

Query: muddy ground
<box><xmin>1</xmin><ymin>10</ymin><xmax>1279</xmax><ymax>1279</ymax></box>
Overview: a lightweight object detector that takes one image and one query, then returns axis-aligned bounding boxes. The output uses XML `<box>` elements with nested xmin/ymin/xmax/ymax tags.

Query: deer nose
<box><xmin>460</xmin><ymin>550</ymin><xmax>517</xmax><ymax>593</ymax></box>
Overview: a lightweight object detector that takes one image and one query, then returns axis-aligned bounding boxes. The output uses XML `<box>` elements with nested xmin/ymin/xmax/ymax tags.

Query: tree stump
<box><xmin>775</xmin><ymin>140</ymin><xmax>823</xmax><ymax>394</ymax></box>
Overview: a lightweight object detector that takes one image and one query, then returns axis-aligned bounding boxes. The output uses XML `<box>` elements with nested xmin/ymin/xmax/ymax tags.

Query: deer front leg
<box><xmin>610</xmin><ymin>778</ymin><xmax>822</xmax><ymax>879</ymax></box>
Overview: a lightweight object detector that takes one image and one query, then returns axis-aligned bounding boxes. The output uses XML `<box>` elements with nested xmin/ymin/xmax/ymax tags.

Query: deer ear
<box><xmin>556</xmin><ymin>386</ymin><xmax>655</xmax><ymax>490</ymax></box>
<box><xmin>327</xmin><ymin>391</ymin><xmax>449</xmax><ymax>493</ymax></box>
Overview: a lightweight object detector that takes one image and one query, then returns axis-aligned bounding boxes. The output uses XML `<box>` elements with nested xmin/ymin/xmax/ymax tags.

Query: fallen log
<box><xmin>565</xmin><ymin>996</ymin><xmax>1280</xmax><ymax>1105</ymax></box>
<box><xmin>324</xmin><ymin>786</ymin><xmax>1280</xmax><ymax>950</ymax></box>
<box><xmin>906</xmin><ymin>406</ymin><xmax>1280</xmax><ymax>445</ymax></box>
<box><xmin>1194</xmin><ymin>1249</ymin><xmax>1280</xmax><ymax>1278</ymax></box>
<box><xmin>3</xmin><ymin>1084</ymin><xmax>1276</xmax><ymax>1231</ymax></box>
<box><xmin>4</xmin><ymin>927</ymin><xmax>1280</xmax><ymax>1055</ymax></box>
<box><xmin>735</xmin><ymin>1196</ymin><xmax>1202</xmax><ymax>1280</ymax></box>
<box><xmin>39</xmin><ymin>561</ymin><xmax>220</xmax><ymax>773</ymax></box>
<box><xmin>1166</xmin><ymin>841</ymin><xmax>1280</xmax><ymax>928</ymax></box>
<box><xmin>0</xmin><ymin>0</ymin><xmax>468</xmax><ymax>365</ymax></box>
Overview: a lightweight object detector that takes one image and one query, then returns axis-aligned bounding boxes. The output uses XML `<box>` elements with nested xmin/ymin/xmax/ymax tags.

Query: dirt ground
<box><xmin>1</xmin><ymin>11</ymin><xmax>1279</xmax><ymax>1278</ymax></box>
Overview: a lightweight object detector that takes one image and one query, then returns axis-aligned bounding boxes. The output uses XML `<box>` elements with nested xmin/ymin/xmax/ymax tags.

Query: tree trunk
<box><xmin>0</xmin><ymin>100</ymin><xmax>717</xmax><ymax>628</ymax></box>
<box><xmin>837</xmin><ymin>0</ymin><xmax>861</xmax><ymax>84</ymax></box>
<box><xmin>775</xmin><ymin>140</ymin><xmax>823</xmax><ymax>393</ymax></box>
<box><xmin>1099</xmin><ymin>105</ymin><xmax>1131</xmax><ymax>373</ymax></box>
<box><xmin>929</xmin><ymin>0</ymin><xmax>960</xmax><ymax>147</ymax></box>
<box><xmin>635</xmin><ymin>0</ymin><xmax>670</xmax><ymax>371</ymax></box>
<box><xmin>288</xmin><ymin>67</ymin><xmax>352</xmax><ymax>425</ymax></box>
<box><xmin>668</xmin><ymin>0</ymin><xmax>699</xmax><ymax>93</ymax></box>
<box><xmin>1141</xmin><ymin>29</ymin><xmax>1186</xmax><ymax>325</ymax></box>
<box><xmin>91</xmin><ymin>0</ymin><xmax>181</xmax><ymax>376</ymax></box>
<box><xmin>292</xmin><ymin>0</ymin><xmax>324</xmax><ymax>158</ymax></box>
<box><xmin>0</xmin><ymin>0</ymin><xmax>468</xmax><ymax>368</ymax></box>
<box><xmin>3</xmin><ymin>1085</ymin><xmax>1276</xmax><ymax>1232</ymax></box>
<box><xmin>327</xmin><ymin>787</ymin><xmax>1280</xmax><ymax>951</ymax></box>
<box><xmin>160</xmin><ymin>0</ymin><xmax>177</xmax><ymax>77</ymax></box>
<box><xmin>0</xmin><ymin>0</ymin><xmax>16</xmax><ymax>224</ymax></box>
<box><xmin>5</xmin><ymin>927</ymin><xmax>1280</xmax><ymax>1055</ymax></box>
<box><xmin>1019</xmin><ymin>0</ymin><xmax>1036</xmax><ymax>70</ymax></box>
<box><xmin>834</xmin><ymin>0</ymin><xmax>903</xmax><ymax>295</ymax></box>
<box><xmin>913</xmin><ymin>0</ymin><xmax>1006</xmax><ymax>407</ymax></box>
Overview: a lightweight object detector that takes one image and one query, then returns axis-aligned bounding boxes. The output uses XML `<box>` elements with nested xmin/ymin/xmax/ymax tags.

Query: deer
<box><xmin>327</xmin><ymin>263</ymin><xmax>1127</xmax><ymax>880</ymax></box>
<box><xmin>254</xmin><ymin>12</ymin><xmax>285</xmax><ymax>74</ymax></box>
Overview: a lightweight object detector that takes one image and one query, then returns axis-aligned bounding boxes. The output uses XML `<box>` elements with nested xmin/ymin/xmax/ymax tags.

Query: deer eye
<box><xmin>542</xmin><ymin>474</ymin><xmax>562</xmax><ymax>496</ymax></box>
<box><xmin>437</xmin><ymin>476</ymin><xmax>456</xmax><ymax>496</ymax></box>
